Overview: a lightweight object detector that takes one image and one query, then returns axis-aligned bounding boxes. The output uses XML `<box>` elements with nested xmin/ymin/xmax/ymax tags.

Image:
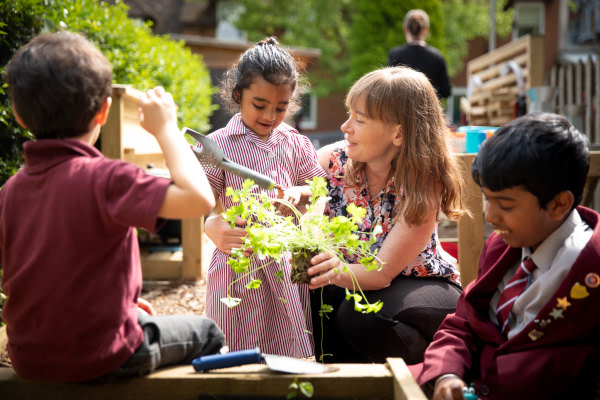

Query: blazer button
<box><xmin>479</xmin><ymin>384</ymin><xmax>490</xmax><ymax>397</ymax></box>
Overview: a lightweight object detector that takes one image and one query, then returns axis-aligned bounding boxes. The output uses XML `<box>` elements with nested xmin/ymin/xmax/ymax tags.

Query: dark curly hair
<box><xmin>219</xmin><ymin>37</ymin><xmax>306</xmax><ymax>115</ymax></box>
<box><xmin>5</xmin><ymin>32</ymin><xmax>112</xmax><ymax>139</ymax></box>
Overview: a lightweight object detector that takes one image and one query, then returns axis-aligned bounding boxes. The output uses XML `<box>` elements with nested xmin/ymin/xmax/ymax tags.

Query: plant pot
<box><xmin>290</xmin><ymin>248</ymin><xmax>320</xmax><ymax>285</ymax></box>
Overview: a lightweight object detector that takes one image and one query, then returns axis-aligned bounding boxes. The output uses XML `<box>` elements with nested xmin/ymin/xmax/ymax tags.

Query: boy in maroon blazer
<box><xmin>412</xmin><ymin>112</ymin><xmax>600</xmax><ymax>399</ymax></box>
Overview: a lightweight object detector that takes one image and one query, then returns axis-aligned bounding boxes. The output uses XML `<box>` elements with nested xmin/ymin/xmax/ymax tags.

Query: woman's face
<box><xmin>340</xmin><ymin>98</ymin><xmax>401</xmax><ymax>165</ymax></box>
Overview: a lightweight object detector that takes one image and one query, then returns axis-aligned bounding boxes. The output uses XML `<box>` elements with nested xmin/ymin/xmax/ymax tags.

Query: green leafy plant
<box><xmin>220</xmin><ymin>176</ymin><xmax>384</xmax><ymax>315</ymax></box>
<box><xmin>287</xmin><ymin>375</ymin><xmax>314</xmax><ymax>399</ymax></box>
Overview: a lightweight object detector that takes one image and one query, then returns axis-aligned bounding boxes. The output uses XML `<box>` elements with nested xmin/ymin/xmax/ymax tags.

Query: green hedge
<box><xmin>0</xmin><ymin>0</ymin><xmax>217</xmax><ymax>187</ymax></box>
<box><xmin>0</xmin><ymin>0</ymin><xmax>217</xmax><ymax>323</ymax></box>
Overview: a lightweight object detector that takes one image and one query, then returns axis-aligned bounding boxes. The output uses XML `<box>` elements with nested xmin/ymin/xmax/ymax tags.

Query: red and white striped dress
<box><xmin>201</xmin><ymin>114</ymin><xmax>327</xmax><ymax>357</ymax></box>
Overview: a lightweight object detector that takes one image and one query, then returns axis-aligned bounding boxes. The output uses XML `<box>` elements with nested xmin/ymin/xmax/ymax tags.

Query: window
<box><xmin>513</xmin><ymin>2</ymin><xmax>545</xmax><ymax>39</ymax></box>
<box><xmin>446</xmin><ymin>87</ymin><xmax>466</xmax><ymax>128</ymax></box>
<box><xmin>297</xmin><ymin>93</ymin><xmax>317</xmax><ymax>131</ymax></box>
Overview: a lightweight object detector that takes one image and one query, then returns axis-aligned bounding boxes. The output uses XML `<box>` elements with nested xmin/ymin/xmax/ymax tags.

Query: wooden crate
<box><xmin>461</xmin><ymin>35</ymin><xmax>545</xmax><ymax>126</ymax></box>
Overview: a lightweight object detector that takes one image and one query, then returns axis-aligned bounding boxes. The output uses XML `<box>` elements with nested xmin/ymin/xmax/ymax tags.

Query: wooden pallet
<box><xmin>461</xmin><ymin>35</ymin><xmax>545</xmax><ymax>126</ymax></box>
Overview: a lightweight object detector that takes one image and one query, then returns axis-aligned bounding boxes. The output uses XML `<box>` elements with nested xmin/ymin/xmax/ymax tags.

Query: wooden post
<box><xmin>457</xmin><ymin>154</ymin><xmax>484</xmax><ymax>288</ymax></box>
<box><xmin>387</xmin><ymin>358</ymin><xmax>427</xmax><ymax>400</ymax></box>
<box><xmin>181</xmin><ymin>218</ymin><xmax>204</xmax><ymax>280</ymax></box>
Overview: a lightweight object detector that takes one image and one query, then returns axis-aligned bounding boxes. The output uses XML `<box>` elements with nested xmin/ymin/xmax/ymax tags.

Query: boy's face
<box><xmin>482</xmin><ymin>185</ymin><xmax>563</xmax><ymax>251</ymax></box>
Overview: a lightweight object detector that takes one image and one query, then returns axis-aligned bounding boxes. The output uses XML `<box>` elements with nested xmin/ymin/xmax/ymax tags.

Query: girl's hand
<box><xmin>434</xmin><ymin>376</ymin><xmax>467</xmax><ymax>400</ymax></box>
<box><xmin>276</xmin><ymin>185</ymin><xmax>310</xmax><ymax>217</ymax></box>
<box><xmin>307</xmin><ymin>251</ymin><xmax>345</xmax><ymax>289</ymax></box>
<box><xmin>204</xmin><ymin>214</ymin><xmax>249</xmax><ymax>255</ymax></box>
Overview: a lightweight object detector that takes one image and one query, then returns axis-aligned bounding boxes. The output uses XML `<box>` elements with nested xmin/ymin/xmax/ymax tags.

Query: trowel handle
<box><xmin>192</xmin><ymin>348</ymin><xmax>262</xmax><ymax>372</ymax></box>
<box><xmin>220</xmin><ymin>160</ymin><xmax>276</xmax><ymax>191</ymax></box>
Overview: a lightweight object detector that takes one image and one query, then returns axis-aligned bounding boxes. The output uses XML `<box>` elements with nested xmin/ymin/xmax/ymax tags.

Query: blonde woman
<box><xmin>307</xmin><ymin>66</ymin><xmax>465</xmax><ymax>364</ymax></box>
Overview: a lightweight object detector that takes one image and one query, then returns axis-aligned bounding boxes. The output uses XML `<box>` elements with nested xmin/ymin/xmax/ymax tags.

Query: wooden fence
<box><xmin>549</xmin><ymin>53</ymin><xmax>600</xmax><ymax>144</ymax></box>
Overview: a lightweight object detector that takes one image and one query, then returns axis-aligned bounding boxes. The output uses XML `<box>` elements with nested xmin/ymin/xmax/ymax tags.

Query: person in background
<box><xmin>412</xmin><ymin>112</ymin><xmax>600</xmax><ymax>400</ymax></box>
<box><xmin>387</xmin><ymin>9</ymin><xmax>451</xmax><ymax>100</ymax></box>
<box><xmin>0</xmin><ymin>32</ymin><xmax>224</xmax><ymax>383</ymax></box>
<box><xmin>199</xmin><ymin>37</ymin><xmax>326</xmax><ymax>358</ymax></box>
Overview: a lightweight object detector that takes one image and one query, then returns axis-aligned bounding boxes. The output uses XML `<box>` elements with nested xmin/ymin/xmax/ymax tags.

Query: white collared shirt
<box><xmin>489</xmin><ymin>209</ymin><xmax>593</xmax><ymax>339</ymax></box>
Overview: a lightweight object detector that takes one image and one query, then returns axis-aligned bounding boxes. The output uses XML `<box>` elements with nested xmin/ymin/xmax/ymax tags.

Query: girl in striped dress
<box><xmin>199</xmin><ymin>37</ymin><xmax>326</xmax><ymax>358</ymax></box>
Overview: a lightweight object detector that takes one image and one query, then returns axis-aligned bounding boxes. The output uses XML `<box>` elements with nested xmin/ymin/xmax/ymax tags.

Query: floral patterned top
<box><xmin>324</xmin><ymin>146</ymin><xmax>460</xmax><ymax>283</ymax></box>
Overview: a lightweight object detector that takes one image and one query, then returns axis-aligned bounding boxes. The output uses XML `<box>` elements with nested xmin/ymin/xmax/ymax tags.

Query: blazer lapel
<box><xmin>464</xmin><ymin>245</ymin><xmax>521</xmax><ymax>344</ymax></box>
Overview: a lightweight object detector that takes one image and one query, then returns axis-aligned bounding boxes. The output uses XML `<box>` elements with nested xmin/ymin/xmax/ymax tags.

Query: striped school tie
<box><xmin>496</xmin><ymin>257</ymin><xmax>537</xmax><ymax>336</ymax></box>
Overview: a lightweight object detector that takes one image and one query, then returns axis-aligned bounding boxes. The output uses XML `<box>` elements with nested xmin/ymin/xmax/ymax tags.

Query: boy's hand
<box><xmin>138</xmin><ymin>86</ymin><xmax>178</xmax><ymax>136</ymax></box>
<box><xmin>434</xmin><ymin>376</ymin><xmax>468</xmax><ymax>400</ymax></box>
<box><xmin>137</xmin><ymin>297</ymin><xmax>156</xmax><ymax>316</ymax></box>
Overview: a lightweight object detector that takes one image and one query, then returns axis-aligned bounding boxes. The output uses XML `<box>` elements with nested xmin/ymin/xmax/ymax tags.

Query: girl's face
<box><xmin>239</xmin><ymin>76</ymin><xmax>292</xmax><ymax>140</ymax></box>
<box><xmin>340</xmin><ymin>98</ymin><xmax>402</xmax><ymax>166</ymax></box>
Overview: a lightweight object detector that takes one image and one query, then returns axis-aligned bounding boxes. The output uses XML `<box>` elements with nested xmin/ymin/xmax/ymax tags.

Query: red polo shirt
<box><xmin>0</xmin><ymin>139</ymin><xmax>171</xmax><ymax>382</ymax></box>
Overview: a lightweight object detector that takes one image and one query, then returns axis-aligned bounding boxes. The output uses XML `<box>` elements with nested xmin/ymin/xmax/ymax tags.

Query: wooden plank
<box><xmin>101</xmin><ymin>86</ymin><xmax>124</xmax><ymax>161</ymax></box>
<box><xmin>469</xmin><ymin>35</ymin><xmax>531</xmax><ymax>73</ymax></box>
<box><xmin>387</xmin><ymin>358</ymin><xmax>427</xmax><ymax>400</ymax></box>
<box><xmin>585</xmin><ymin>56</ymin><xmax>593</xmax><ymax>139</ymax></box>
<box><xmin>526</xmin><ymin>36</ymin><xmax>545</xmax><ymax>87</ymax></box>
<box><xmin>140</xmin><ymin>249</ymin><xmax>183</xmax><ymax>280</ymax></box>
<box><xmin>474</xmin><ymin>54</ymin><xmax>528</xmax><ymax>82</ymax></box>
<box><xmin>0</xmin><ymin>363</ymin><xmax>394</xmax><ymax>400</ymax></box>
<box><xmin>181</xmin><ymin>218</ymin><xmax>204</xmax><ymax>280</ymax></box>
<box><xmin>456</xmin><ymin>154</ymin><xmax>483</xmax><ymax>288</ymax></box>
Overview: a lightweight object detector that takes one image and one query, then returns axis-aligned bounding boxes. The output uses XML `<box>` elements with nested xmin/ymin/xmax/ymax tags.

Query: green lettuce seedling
<box><xmin>220</xmin><ymin>176</ymin><xmax>384</xmax><ymax>315</ymax></box>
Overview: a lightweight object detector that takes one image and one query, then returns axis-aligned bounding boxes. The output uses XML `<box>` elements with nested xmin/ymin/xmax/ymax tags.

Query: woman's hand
<box><xmin>204</xmin><ymin>214</ymin><xmax>248</xmax><ymax>255</ymax></box>
<box><xmin>307</xmin><ymin>251</ymin><xmax>345</xmax><ymax>289</ymax></box>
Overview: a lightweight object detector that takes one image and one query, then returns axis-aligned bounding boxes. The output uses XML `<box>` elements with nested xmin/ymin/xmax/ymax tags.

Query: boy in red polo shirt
<box><xmin>0</xmin><ymin>32</ymin><xmax>224</xmax><ymax>382</ymax></box>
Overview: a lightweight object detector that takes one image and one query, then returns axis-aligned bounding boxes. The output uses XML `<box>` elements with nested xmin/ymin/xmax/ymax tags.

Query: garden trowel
<box><xmin>183</xmin><ymin>127</ymin><xmax>283</xmax><ymax>196</ymax></box>
<box><xmin>192</xmin><ymin>348</ymin><xmax>338</xmax><ymax>374</ymax></box>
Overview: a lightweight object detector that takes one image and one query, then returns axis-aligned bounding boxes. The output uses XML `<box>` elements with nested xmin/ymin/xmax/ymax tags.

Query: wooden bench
<box><xmin>456</xmin><ymin>150</ymin><xmax>600</xmax><ymax>288</ymax></box>
<box><xmin>0</xmin><ymin>358</ymin><xmax>426</xmax><ymax>400</ymax></box>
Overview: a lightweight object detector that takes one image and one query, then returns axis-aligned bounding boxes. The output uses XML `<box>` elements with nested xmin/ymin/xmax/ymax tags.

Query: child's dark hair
<box><xmin>471</xmin><ymin>112</ymin><xmax>589</xmax><ymax>210</ymax></box>
<box><xmin>5</xmin><ymin>31</ymin><xmax>112</xmax><ymax>140</ymax></box>
<box><xmin>219</xmin><ymin>37</ymin><xmax>305</xmax><ymax>115</ymax></box>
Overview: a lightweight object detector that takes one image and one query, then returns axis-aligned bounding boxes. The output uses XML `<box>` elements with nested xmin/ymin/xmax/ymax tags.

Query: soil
<box><xmin>291</xmin><ymin>248</ymin><xmax>320</xmax><ymax>284</ymax></box>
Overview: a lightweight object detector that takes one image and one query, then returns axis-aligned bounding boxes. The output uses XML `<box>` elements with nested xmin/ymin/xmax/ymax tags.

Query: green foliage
<box><xmin>43</xmin><ymin>0</ymin><xmax>217</xmax><ymax>134</ymax></box>
<box><xmin>287</xmin><ymin>376</ymin><xmax>314</xmax><ymax>399</ymax></box>
<box><xmin>220</xmin><ymin>177</ymin><xmax>383</xmax><ymax>315</ymax></box>
<box><xmin>227</xmin><ymin>0</ymin><xmax>353</xmax><ymax>97</ymax></box>
<box><xmin>228</xmin><ymin>0</ymin><xmax>513</xmax><ymax>93</ymax></box>
<box><xmin>0</xmin><ymin>0</ymin><xmax>217</xmax><ymax>187</ymax></box>
<box><xmin>348</xmin><ymin>0</ymin><xmax>444</xmax><ymax>83</ymax></box>
<box><xmin>442</xmin><ymin>0</ymin><xmax>514</xmax><ymax>77</ymax></box>
<box><xmin>0</xmin><ymin>0</ymin><xmax>42</xmax><ymax>186</ymax></box>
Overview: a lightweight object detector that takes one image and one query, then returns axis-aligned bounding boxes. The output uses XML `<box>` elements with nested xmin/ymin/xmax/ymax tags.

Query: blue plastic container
<box><xmin>458</xmin><ymin>126</ymin><xmax>498</xmax><ymax>153</ymax></box>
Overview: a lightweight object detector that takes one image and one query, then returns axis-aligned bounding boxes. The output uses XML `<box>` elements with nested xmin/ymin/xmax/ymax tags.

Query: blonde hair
<box><xmin>344</xmin><ymin>66</ymin><xmax>465</xmax><ymax>226</ymax></box>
